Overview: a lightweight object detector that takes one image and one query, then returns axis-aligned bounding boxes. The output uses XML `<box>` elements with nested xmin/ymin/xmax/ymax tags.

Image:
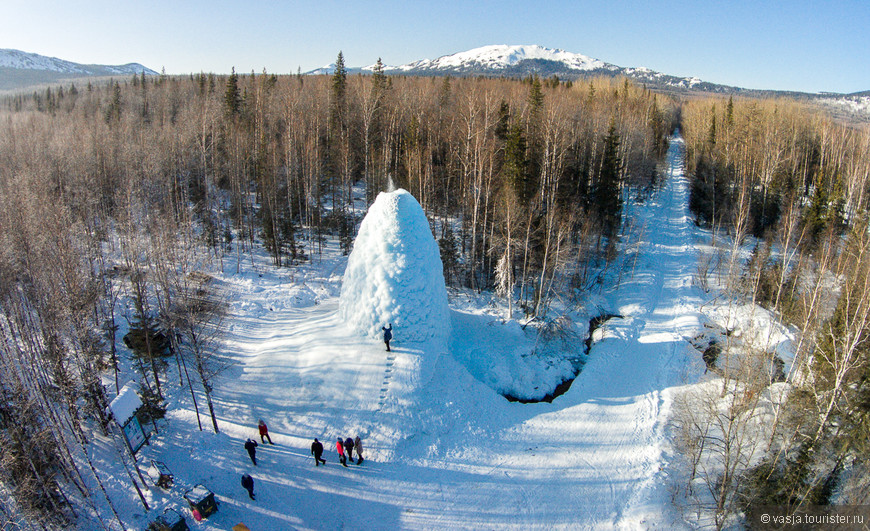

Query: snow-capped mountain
<box><xmin>390</xmin><ymin>44</ymin><xmax>608</xmax><ymax>73</ymax></box>
<box><xmin>308</xmin><ymin>44</ymin><xmax>741</xmax><ymax>94</ymax></box>
<box><xmin>0</xmin><ymin>49</ymin><xmax>158</xmax><ymax>91</ymax></box>
<box><xmin>307</xmin><ymin>64</ymin><xmax>339</xmax><ymax>76</ymax></box>
<box><xmin>0</xmin><ymin>48</ymin><xmax>156</xmax><ymax>75</ymax></box>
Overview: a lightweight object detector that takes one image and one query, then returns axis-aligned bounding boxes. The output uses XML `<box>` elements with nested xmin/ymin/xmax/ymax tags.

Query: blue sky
<box><xmin>4</xmin><ymin>0</ymin><xmax>869</xmax><ymax>93</ymax></box>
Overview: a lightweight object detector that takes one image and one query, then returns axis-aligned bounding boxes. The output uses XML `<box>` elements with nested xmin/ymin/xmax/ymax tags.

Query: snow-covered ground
<box><xmin>93</xmin><ymin>134</ymin><xmax>720</xmax><ymax>530</ymax></box>
<box><xmin>819</xmin><ymin>95</ymin><xmax>870</xmax><ymax>117</ymax></box>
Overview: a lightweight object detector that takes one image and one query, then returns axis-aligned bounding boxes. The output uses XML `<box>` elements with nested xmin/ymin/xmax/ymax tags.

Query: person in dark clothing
<box><xmin>382</xmin><ymin>324</ymin><xmax>393</xmax><ymax>352</ymax></box>
<box><xmin>310</xmin><ymin>438</ymin><xmax>327</xmax><ymax>466</ymax></box>
<box><xmin>244</xmin><ymin>438</ymin><xmax>258</xmax><ymax>465</ymax></box>
<box><xmin>258</xmin><ymin>419</ymin><xmax>274</xmax><ymax>444</ymax></box>
<box><xmin>354</xmin><ymin>436</ymin><xmax>364</xmax><ymax>465</ymax></box>
<box><xmin>344</xmin><ymin>437</ymin><xmax>355</xmax><ymax>463</ymax></box>
<box><xmin>241</xmin><ymin>473</ymin><xmax>255</xmax><ymax>500</ymax></box>
<box><xmin>336</xmin><ymin>437</ymin><xmax>348</xmax><ymax>467</ymax></box>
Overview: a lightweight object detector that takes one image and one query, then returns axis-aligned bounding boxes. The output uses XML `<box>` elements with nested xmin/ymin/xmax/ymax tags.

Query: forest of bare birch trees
<box><xmin>1</xmin><ymin>60</ymin><xmax>869</xmax><ymax>527</ymax></box>
<box><xmin>676</xmin><ymin>96</ymin><xmax>870</xmax><ymax>526</ymax></box>
<box><xmin>0</xmin><ymin>66</ymin><xmax>673</xmax><ymax>526</ymax></box>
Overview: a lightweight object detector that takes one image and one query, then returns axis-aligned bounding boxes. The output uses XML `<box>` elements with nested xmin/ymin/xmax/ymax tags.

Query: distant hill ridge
<box><xmin>306</xmin><ymin>44</ymin><xmax>869</xmax><ymax>121</ymax></box>
<box><xmin>0</xmin><ymin>48</ymin><xmax>158</xmax><ymax>91</ymax></box>
<box><xmin>307</xmin><ymin>44</ymin><xmax>735</xmax><ymax>93</ymax></box>
<box><xmin>310</xmin><ymin>44</ymin><xmax>869</xmax><ymax>98</ymax></box>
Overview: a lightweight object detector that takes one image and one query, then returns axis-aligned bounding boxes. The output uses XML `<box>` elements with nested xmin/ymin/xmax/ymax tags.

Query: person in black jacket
<box><xmin>382</xmin><ymin>323</ymin><xmax>393</xmax><ymax>352</ymax></box>
<box><xmin>241</xmin><ymin>473</ymin><xmax>255</xmax><ymax>500</ymax></box>
<box><xmin>344</xmin><ymin>437</ymin><xmax>355</xmax><ymax>463</ymax></box>
<box><xmin>310</xmin><ymin>438</ymin><xmax>326</xmax><ymax>466</ymax></box>
<box><xmin>244</xmin><ymin>438</ymin><xmax>258</xmax><ymax>465</ymax></box>
<box><xmin>336</xmin><ymin>437</ymin><xmax>348</xmax><ymax>467</ymax></box>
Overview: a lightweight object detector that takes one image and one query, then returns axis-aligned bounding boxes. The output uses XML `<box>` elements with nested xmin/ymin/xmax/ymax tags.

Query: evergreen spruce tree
<box><xmin>707</xmin><ymin>104</ymin><xmax>717</xmax><ymax>149</ymax></box>
<box><xmin>648</xmin><ymin>94</ymin><xmax>667</xmax><ymax>157</ymax></box>
<box><xmin>224</xmin><ymin>67</ymin><xmax>242</xmax><ymax>119</ymax></box>
<box><xmin>261</xmin><ymin>204</ymin><xmax>278</xmax><ymax>263</ymax></box>
<box><xmin>528</xmin><ymin>75</ymin><xmax>544</xmax><ymax>118</ymax></box>
<box><xmin>281</xmin><ymin>210</ymin><xmax>304</xmax><ymax>264</ymax></box>
<box><xmin>372</xmin><ymin>57</ymin><xmax>387</xmax><ymax>94</ymax></box>
<box><xmin>438</xmin><ymin>225</ymin><xmax>459</xmax><ymax>285</ymax></box>
<box><xmin>329</xmin><ymin>51</ymin><xmax>348</xmax><ymax>144</ymax></box>
<box><xmin>197</xmin><ymin>72</ymin><xmax>206</xmax><ymax>96</ymax></box>
<box><xmin>105</xmin><ymin>81</ymin><xmax>122</xmax><ymax>123</ymax></box>
<box><xmin>332</xmin><ymin>51</ymin><xmax>347</xmax><ymax>105</ymax></box>
<box><xmin>44</xmin><ymin>87</ymin><xmax>55</xmax><ymax>115</ymax></box>
<box><xmin>725</xmin><ymin>95</ymin><xmax>734</xmax><ymax>129</ymax></box>
<box><xmin>140</xmin><ymin>70</ymin><xmax>149</xmax><ymax>122</ymax></box>
<box><xmin>439</xmin><ymin>76</ymin><xmax>452</xmax><ymax>109</ymax></box>
<box><xmin>525</xmin><ymin>75</ymin><xmax>544</xmax><ymax>206</ymax></box>
<box><xmin>594</xmin><ymin>123</ymin><xmax>623</xmax><ymax>236</ymax></box>
<box><xmin>504</xmin><ymin>122</ymin><xmax>530</xmax><ymax>205</ymax></box>
<box><xmin>495</xmin><ymin>100</ymin><xmax>510</xmax><ymax>141</ymax></box>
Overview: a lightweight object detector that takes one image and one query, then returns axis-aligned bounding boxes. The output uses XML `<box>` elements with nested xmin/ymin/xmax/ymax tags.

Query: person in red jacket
<box><xmin>336</xmin><ymin>437</ymin><xmax>348</xmax><ymax>467</ymax></box>
<box><xmin>258</xmin><ymin>419</ymin><xmax>273</xmax><ymax>444</ymax></box>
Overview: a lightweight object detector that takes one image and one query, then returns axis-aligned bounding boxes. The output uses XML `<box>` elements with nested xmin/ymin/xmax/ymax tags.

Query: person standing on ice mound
<box><xmin>336</xmin><ymin>437</ymin><xmax>348</xmax><ymax>467</ymax></box>
<box><xmin>382</xmin><ymin>323</ymin><xmax>393</xmax><ymax>352</ymax></box>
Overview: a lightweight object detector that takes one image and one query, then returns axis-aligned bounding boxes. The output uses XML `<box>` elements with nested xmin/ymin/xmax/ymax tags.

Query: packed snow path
<box><xmin>146</xmin><ymin>135</ymin><xmax>703</xmax><ymax>530</ymax></box>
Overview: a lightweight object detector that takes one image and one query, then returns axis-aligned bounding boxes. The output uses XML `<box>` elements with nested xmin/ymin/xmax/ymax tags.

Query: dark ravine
<box><xmin>504</xmin><ymin>313</ymin><xmax>622</xmax><ymax>404</ymax></box>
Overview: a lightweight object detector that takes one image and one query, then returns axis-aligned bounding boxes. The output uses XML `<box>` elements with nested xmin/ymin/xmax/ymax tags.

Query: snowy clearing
<box><xmin>99</xmin><ymin>134</ymin><xmax>712</xmax><ymax>530</ymax></box>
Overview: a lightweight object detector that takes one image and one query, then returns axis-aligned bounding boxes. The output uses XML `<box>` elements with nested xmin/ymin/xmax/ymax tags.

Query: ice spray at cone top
<box><xmin>339</xmin><ymin>188</ymin><xmax>449</xmax><ymax>346</ymax></box>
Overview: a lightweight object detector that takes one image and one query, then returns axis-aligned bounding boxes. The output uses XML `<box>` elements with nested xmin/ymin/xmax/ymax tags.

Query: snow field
<box><xmin>449</xmin><ymin>309</ymin><xmax>578</xmax><ymax>401</ymax></box>
<box><xmin>100</xmin><ymin>134</ymin><xmax>718</xmax><ymax>530</ymax></box>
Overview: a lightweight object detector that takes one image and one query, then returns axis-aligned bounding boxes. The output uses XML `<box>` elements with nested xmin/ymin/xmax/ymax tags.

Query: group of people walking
<box><xmin>243</xmin><ymin>419</ymin><xmax>275</xmax><ymax>466</ymax></box>
<box><xmin>239</xmin><ymin>419</ymin><xmax>276</xmax><ymax>500</ymax></box>
<box><xmin>310</xmin><ymin>324</ymin><xmax>391</xmax><ymax>470</ymax></box>
<box><xmin>237</xmin><ymin>325</ymin><xmax>392</xmax><ymax>500</ymax></box>
<box><xmin>310</xmin><ymin>436</ymin><xmax>363</xmax><ymax>467</ymax></box>
<box><xmin>240</xmin><ymin>420</ymin><xmax>367</xmax><ymax>500</ymax></box>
